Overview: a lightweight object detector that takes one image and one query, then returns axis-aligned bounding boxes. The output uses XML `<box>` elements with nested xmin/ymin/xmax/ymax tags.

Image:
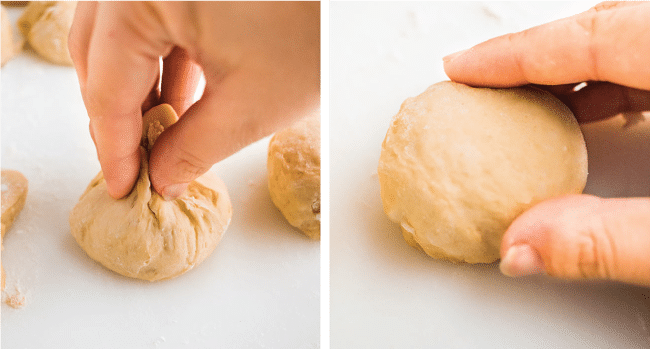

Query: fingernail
<box><xmin>499</xmin><ymin>244</ymin><xmax>545</xmax><ymax>277</ymax></box>
<box><xmin>162</xmin><ymin>183</ymin><xmax>188</xmax><ymax>201</ymax></box>
<box><xmin>443</xmin><ymin>49</ymin><xmax>468</xmax><ymax>63</ymax></box>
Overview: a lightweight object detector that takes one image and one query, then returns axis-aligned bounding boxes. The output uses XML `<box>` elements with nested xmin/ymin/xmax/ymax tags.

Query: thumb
<box><xmin>148</xmin><ymin>72</ymin><xmax>293</xmax><ymax>200</ymax></box>
<box><xmin>499</xmin><ymin>195</ymin><xmax>650</xmax><ymax>287</ymax></box>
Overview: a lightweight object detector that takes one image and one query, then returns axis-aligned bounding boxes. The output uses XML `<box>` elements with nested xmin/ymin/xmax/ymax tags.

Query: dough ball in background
<box><xmin>268</xmin><ymin>115</ymin><xmax>321</xmax><ymax>240</ymax></box>
<box><xmin>18</xmin><ymin>1</ymin><xmax>75</xmax><ymax>66</ymax></box>
<box><xmin>2</xmin><ymin>169</ymin><xmax>29</xmax><ymax>238</ymax></box>
<box><xmin>69</xmin><ymin>105</ymin><xmax>233</xmax><ymax>281</ymax></box>
<box><xmin>1</xmin><ymin>169</ymin><xmax>29</xmax><ymax>291</ymax></box>
<box><xmin>378</xmin><ymin>81</ymin><xmax>588</xmax><ymax>264</ymax></box>
<box><xmin>1</xmin><ymin>5</ymin><xmax>24</xmax><ymax>66</ymax></box>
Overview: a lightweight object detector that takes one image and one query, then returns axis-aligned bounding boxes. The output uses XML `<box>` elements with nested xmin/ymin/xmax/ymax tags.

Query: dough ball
<box><xmin>2</xmin><ymin>169</ymin><xmax>29</xmax><ymax>238</ymax></box>
<box><xmin>378</xmin><ymin>81</ymin><xmax>588</xmax><ymax>264</ymax></box>
<box><xmin>69</xmin><ymin>104</ymin><xmax>233</xmax><ymax>281</ymax></box>
<box><xmin>18</xmin><ymin>1</ymin><xmax>75</xmax><ymax>65</ymax></box>
<box><xmin>268</xmin><ymin>115</ymin><xmax>321</xmax><ymax>239</ymax></box>
<box><xmin>1</xmin><ymin>6</ymin><xmax>24</xmax><ymax>66</ymax></box>
<box><xmin>1</xmin><ymin>169</ymin><xmax>28</xmax><ymax>291</ymax></box>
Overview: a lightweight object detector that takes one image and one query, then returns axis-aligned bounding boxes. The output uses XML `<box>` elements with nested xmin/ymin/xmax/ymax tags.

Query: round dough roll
<box><xmin>378</xmin><ymin>81</ymin><xmax>588</xmax><ymax>264</ymax></box>
<box><xmin>18</xmin><ymin>1</ymin><xmax>75</xmax><ymax>66</ymax></box>
<box><xmin>1</xmin><ymin>6</ymin><xmax>24</xmax><ymax>66</ymax></box>
<box><xmin>69</xmin><ymin>104</ymin><xmax>232</xmax><ymax>281</ymax></box>
<box><xmin>267</xmin><ymin>115</ymin><xmax>321</xmax><ymax>239</ymax></box>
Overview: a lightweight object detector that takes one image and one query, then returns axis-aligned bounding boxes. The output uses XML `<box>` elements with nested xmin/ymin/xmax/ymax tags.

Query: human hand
<box><xmin>69</xmin><ymin>2</ymin><xmax>320</xmax><ymax>200</ymax></box>
<box><xmin>443</xmin><ymin>1</ymin><xmax>650</xmax><ymax>287</ymax></box>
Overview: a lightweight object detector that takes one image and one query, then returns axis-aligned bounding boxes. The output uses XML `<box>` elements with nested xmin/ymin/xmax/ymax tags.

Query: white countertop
<box><xmin>1</xmin><ymin>7</ymin><xmax>319</xmax><ymax>348</ymax></box>
<box><xmin>330</xmin><ymin>2</ymin><xmax>650</xmax><ymax>348</ymax></box>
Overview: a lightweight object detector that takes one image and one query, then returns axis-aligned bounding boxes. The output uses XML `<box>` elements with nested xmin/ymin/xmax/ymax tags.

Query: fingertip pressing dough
<box><xmin>18</xmin><ymin>1</ymin><xmax>76</xmax><ymax>66</ymax></box>
<box><xmin>1</xmin><ymin>169</ymin><xmax>29</xmax><ymax>291</ymax></box>
<box><xmin>268</xmin><ymin>115</ymin><xmax>321</xmax><ymax>240</ymax></box>
<box><xmin>378</xmin><ymin>81</ymin><xmax>588</xmax><ymax>264</ymax></box>
<box><xmin>69</xmin><ymin>104</ymin><xmax>233</xmax><ymax>281</ymax></box>
<box><xmin>1</xmin><ymin>6</ymin><xmax>24</xmax><ymax>66</ymax></box>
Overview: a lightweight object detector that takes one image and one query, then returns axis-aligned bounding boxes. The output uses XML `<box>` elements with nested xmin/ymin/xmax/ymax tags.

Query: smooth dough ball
<box><xmin>378</xmin><ymin>81</ymin><xmax>588</xmax><ymax>264</ymax></box>
<box><xmin>268</xmin><ymin>115</ymin><xmax>321</xmax><ymax>239</ymax></box>
<box><xmin>69</xmin><ymin>104</ymin><xmax>233</xmax><ymax>281</ymax></box>
<box><xmin>18</xmin><ymin>1</ymin><xmax>75</xmax><ymax>65</ymax></box>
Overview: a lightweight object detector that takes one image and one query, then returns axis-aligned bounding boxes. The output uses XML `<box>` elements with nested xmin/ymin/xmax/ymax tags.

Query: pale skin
<box><xmin>68</xmin><ymin>2</ymin><xmax>320</xmax><ymax>200</ymax></box>
<box><xmin>444</xmin><ymin>1</ymin><xmax>650</xmax><ymax>287</ymax></box>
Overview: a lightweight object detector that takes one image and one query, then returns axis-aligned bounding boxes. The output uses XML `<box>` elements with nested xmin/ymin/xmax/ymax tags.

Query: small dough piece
<box><xmin>2</xmin><ymin>170</ymin><xmax>29</xmax><ymax>238</ymax></box>
<box><xmin>69</xmin><ymin>104</ymin><xmax>233</xmax><ymax>281</ymax></box>
<box><xmin>378</xmin><ymin>81</ymin><xmax>588</xmax><ymax>264</ymax></box>
<box><xmin>267</xmin><ymin>115</ymin><xmax>321</xmax><ymax>239</ymax></box>
<box><xmin>1</xmin><ymin>6</ymin><xmax>24</xmax><ymax>66</ymax></box>
<box><xmin>1</xmin><ymin>169</ymin><xmax>28</xmax><ymax>291</ymax></box>
<box><xmin>18</xmin><ymin>1</ymin><xmax>75</xmax><ymax>65</ymax></box>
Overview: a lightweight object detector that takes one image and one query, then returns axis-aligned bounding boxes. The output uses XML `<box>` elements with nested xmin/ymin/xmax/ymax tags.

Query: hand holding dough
<box><xmin>267</xmin><ymin>115</ymin><xmax>321</xmax><ymax>239</ymax></box>
<box><xmin>69</xmin><ymin>104</ymin><xmax>233</xmax><ymax>281</ymax></box>
<box><xmin>378</xmin><ymin>81</ymin><xmax>588</xmax><ymax>263</ymax></box>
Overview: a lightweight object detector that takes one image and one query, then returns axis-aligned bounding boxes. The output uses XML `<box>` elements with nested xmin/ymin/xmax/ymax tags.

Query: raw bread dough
<box><xmin>69</xmin><ymin>104</ymin><xmax>233</xmax><ymax>281</ymax></box>
<box><xmin>1</xmin><ymin>169</ymin><xmax>29</xmax><ymax>291</ymax></box>
<box><xmin>378</xmin><ymin>81</ymin><xmax>588</xmax><ymax>264</ymax></box>
<box><xmin>18</xmin><ymin>1</ymin><xmax>75</xmax><ymax>65</ymax></box>
<box><xmin>267</xmin><ymin>115</ymin><xmax>321</xmax><ymax>239</ymax></box>
<box><xmin>1</xmin><ymin>6</ymin><xmax>24</xmax><ymax>66</ymax></box>
<box><xmin>2</xmin><ymin>170</ymin><xmax>28</xmax><ymax>239</ymax></box>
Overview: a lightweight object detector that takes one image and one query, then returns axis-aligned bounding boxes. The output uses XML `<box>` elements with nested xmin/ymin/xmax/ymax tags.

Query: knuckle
<box><xmin>574</xmin><ymin>12</ymin><xmax>603</xmax><ymax>81</ymax></box>
<box><xmin>548</xmin><ymin>214</ymin><xmax>616</xmax><ymax>280</ymax></box>
<box><xmin>174</xmin><ymin>147</ymin><xmax>212</xmax><ymax>182</ymax></box>
<box><xmin>591</xmin><ymin>1</ymin><xmax>622</xmax><ymax>12</ymax></box>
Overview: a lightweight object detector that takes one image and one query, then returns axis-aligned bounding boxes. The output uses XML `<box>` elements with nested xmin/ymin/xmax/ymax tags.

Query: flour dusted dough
<box><xmin>69</xmin><ymin>104</ymin><xmax>232</xmax><ymax>281</ymax></box>
<box><xmin>268</xmin><ymin>115</ymin><xmax>321</xmax><ymax>239</ymax></box>
<box><xmin>18</xmin><ymin>1</ymin><xmax>75</xmax><ymax>65</ymax></box>
<box><xmin>1</xmin><ymin>170</ymin><xmax>28</xmax><ymax>238</ymax></box>
<box><xmin>378</xmin><ymin>81</ymin><xmax>588</xmax><ymax>264</ymax></box>
<box><xmin>1</xmin><ymin>169</ymin><xmax>29</xmax><ymax>290</ymax></box>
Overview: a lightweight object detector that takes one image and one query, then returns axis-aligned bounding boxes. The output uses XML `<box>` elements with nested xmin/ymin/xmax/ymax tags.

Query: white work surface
<box><xmin>1</xmin><ymin>8</ymin><xmax>319</xmax><ymax>349</ymax></box>
<box><xmin>330</xmin><ymin>2</ymin><xmax>650</xmax><ymax>348</ymax></box>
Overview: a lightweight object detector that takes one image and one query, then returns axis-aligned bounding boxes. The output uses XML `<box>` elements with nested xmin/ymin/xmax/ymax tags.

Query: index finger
<box><xmin>443</xmin><ymin>2</ymin><xmax>650</xmax><ymax>90</ymax></box>
<box><xmin>84</xmin><ymin>3</ymin><xmax>171</xmax><ymax>198</ymax></box>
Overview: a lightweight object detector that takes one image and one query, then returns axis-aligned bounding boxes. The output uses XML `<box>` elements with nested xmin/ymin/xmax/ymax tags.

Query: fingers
<box><xmin>149</xmin><ymin>66</ymin><xmax>319</xmax><ymax>200</ymax></box>
<box><xmin>444</xmin><ymin>2</ymin><xmax>650</xmax><ymax>90</ymax></box>
<box><xmin>148</xmin><ymin>76</ymin><xmax>266</xmax><ymax>200</ymax></box>
<box><xmin>83</xmin><ymin>3</ymin><xmax>172</xmax><ymax>198</ymax></box>
<box><xmin>68</xmin><ymin>1</ymin><xmax>97</xmax><ymax>90</ymax></box>
<box><xmin>161</xmin><ymin>47</ymin><xmax>203</xmax><ymax>117</ymax></box>
<box><xmin>535</xmin><ymin>82</ymin><xmax>650</xmax><ymax>123</ymax></box>
<box><xmin>500</xmin><ymin>195</ymin><xmax>650</xmax><ymax>287</ymax></box>
<box><xmin>143</xmin><ymin>1</ymin><xmax>319</xmax><ymax>199</ymax></box>
<box><xmin>141</xmin><ymin>73</ymin><xmax>161</xmax><ymax>114</ymax></box>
